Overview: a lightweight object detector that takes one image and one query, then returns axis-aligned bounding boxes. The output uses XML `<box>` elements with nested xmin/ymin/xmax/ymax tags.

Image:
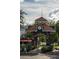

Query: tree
<box><xmin>48</xmin><ymin>19</ymin><xmax>56</xmax><ymax>29</ymax></box>
<box><xmin>20</xmin><ymin>10</ymin><xmax>28</xmax><ymax>38</ymax></box>
<box><xmin>20</xmin><ymin>10</ymin><xmax>24</xmax><ymax>26</ymax></box>
<box><xmin>48</xmin><ymin>20</ymin><xmax>59</xmax><ymax>44</ymax></box>
<box><xmin>55</xmin><ymin>20</ymin><xmax>59</xmax><ymax>35</ymax></box>
<box><xmin>55</xmin><ymin>20</ymin><xmax>59</xmax><ymax>44</ymax></box>
<box><xmin>20</xmin><ymin>10</ymin><xmax>27</xmax><ymax>28</ymax></box>
<box><xmin>48</xmin><ymin>32</ymin><xmax>58</xmax><ymax>44</ymax></box>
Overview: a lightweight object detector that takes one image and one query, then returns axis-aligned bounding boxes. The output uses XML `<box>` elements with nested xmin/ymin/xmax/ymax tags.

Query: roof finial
<box><xmin>41</xmin><ymin>8</ymin><xmax>43</xmax><ymax>17</ymax></box>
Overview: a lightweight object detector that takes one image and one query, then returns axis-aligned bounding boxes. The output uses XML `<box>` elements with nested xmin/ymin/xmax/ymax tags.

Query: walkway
<box><xmin>20</xmin><ymin>53</ymin><xmax>58</xmax><ymax>59</ymax></box>
<box><xmin>20</xmin><ymin>48</ymin><xmax>59</xmax><ymax>59</ymax></box>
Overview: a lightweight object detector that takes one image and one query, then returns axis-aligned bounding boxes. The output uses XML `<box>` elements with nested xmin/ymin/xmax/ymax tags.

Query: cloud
<box><xmin>23</xmin><ymin>0</ymin><xmax>59</xmax><ymax>5</ymax></box>
<box><xmin>49</xmin><ymin>8</ymin><xmax>59</xmax><ymax>17</ymax></box>
<box><xmin>24</xmin><ymin>0</ymin><xmax>35</xmax><ymax>3</ymax></box>
<box><xmin>20</xmin><ymin>0</ymin><xmax>24</xmax><ymax>2</ymax></box>
<box><xmin>24</xmin><ymin>0</ymin><xmax>49</xmax><ymax>4</ymax></box>
<box><xmin>21</xmin><ymin>0</ymin><xmax>59</xmax><ymax>25</ymax></box>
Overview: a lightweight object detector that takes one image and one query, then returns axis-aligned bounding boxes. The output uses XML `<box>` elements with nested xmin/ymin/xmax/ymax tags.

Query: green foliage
<box><xmin>31</xmin><ymin>46</ymin><xmax>36</xmax><ymax>50</ymax></box>
<box><xmin>48</xmin><ymin>20</ymin><xmax>55</xmax><ymax>26</ymax></box>
<box><xmin>47</xmin><ymin>45</ymin><xmax>53</xmax><ymax>51</ymax></box>
<box><xmin>20</xmin><ymin>43</ymin><xmax>32</xmax><ymax>52</ymax></box>
<box><xmin>20</xmin><ymin>33</ymin><xmax>33</xmax><ymax>39</ymax></box>
<box><xmin>41</xmin><ymin>46</ymin><xmax>48</xmax><ymax>53</ymax></box>
<box><xmin>48</xmin><ymin>32</ymin><xmax>58</xmax><ymax>44</ymax></box>
<box><xmin>55</xmin><ymin>20</ymin><xmax>59</xmax><ymax>43</ymax></box>
<box><xmin>48</xmin><ymin>20</ymin><xmax>59</xmax><ymax>44</ymax></box>
<box><xmin>39</xmin><ymin>33</ymin><xmax>46</xmax><ymax>42</ymax></box>
<box><xmin>41</xmin><ymin>45</ymin><xmax>53</xmax><ymax>53</ymax></box>
<box><xmin>20</xmin><ymin>10</ymin><xmax>27</xmax><ymax>28</ymax></box>
<box><xmin>25</xmin><ymin>33</ymin><xmax>33</xmax><ymax>38</ymax></box>
<box><xmin>26</xmin><ymin>43</ymin><xmax>32</xmax><ymax>52</ymax></box>
<box><xmin>20</xmin><ymin>10</ymin><xmax>24</xmax><ymax>25</ymax></box>
<box><xmin>20</xmin><ymin>34</ymin><xmax>25</xmax><ymax>38</ymax></box>
<box><xmin>55</xmin><ymin>20</ymin><xmax>59</xmax><ymax>35</ymax></box>
<box><xmin>54</xmin><ymin>45</ymin><xmax>59</xmax><ymax>49</ymax></box>
<box><xmin>48</xmin><ymin>20</ymin><xmax>59</xmax><ymax>36</ymax></box>
<box><xmin>20</xmin><ymin>43</ymin><xmax>26</xmax><ymax>48</ymax></box>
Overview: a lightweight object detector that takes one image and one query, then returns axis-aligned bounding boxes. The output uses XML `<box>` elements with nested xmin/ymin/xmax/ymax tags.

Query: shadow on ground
<box><xmin>20</xmin><ymin>52</ymin><xmax>39</xmax><ymax>56</ymax></box>
<box><xmin>42</xmin><ymin>51</ymin><xmax>59</xmax><ymax>59</ymax></box>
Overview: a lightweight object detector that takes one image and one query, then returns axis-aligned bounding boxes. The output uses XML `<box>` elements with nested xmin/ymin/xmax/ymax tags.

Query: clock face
<box><xmin>38</xmin><ymin>26</ymin><xmax>42</xmax><ymax>30</ymax></box>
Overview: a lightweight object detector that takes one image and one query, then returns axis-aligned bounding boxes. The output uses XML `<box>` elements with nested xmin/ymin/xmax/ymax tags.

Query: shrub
<box><xmin>41</xmin><ymin>46</ymin><xmax>48</xmax><ymax>53</ymax></box>
<box><xmin>31</xmin><ymin>46</ymin><xmax>36</xmax><ymax>50</ymax></box>
<box><xmin>26</xmin><ymin>43</ymin><xmax>32</xmax><ymax>52</ymax></box>
<box><xmin>26</xmin><ymin>33</ymin><xmax>33</xmax><ymax>38</ymax></box>
<box><xmin>41</xmin><ymin>45</ymin><xmax>53</xmax><ymax>53</ymax></box>
<box><xmin>47</xmin><ymin>45</ymin><xmax>53</xmax><ymax>51</ymax></box>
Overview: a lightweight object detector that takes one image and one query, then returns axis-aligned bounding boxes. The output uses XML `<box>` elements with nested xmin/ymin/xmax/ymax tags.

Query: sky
<box><xmin>20</xmin><ymin>0</ymin><xmax>59</xmax><ymax>25</ymax></box>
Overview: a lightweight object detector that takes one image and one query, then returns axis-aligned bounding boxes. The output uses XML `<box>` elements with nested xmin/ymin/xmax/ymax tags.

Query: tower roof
<box><xmin>35</xmin><ymin>17</ymin><xmax>47</xmax><ymax>21</ymax></box>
